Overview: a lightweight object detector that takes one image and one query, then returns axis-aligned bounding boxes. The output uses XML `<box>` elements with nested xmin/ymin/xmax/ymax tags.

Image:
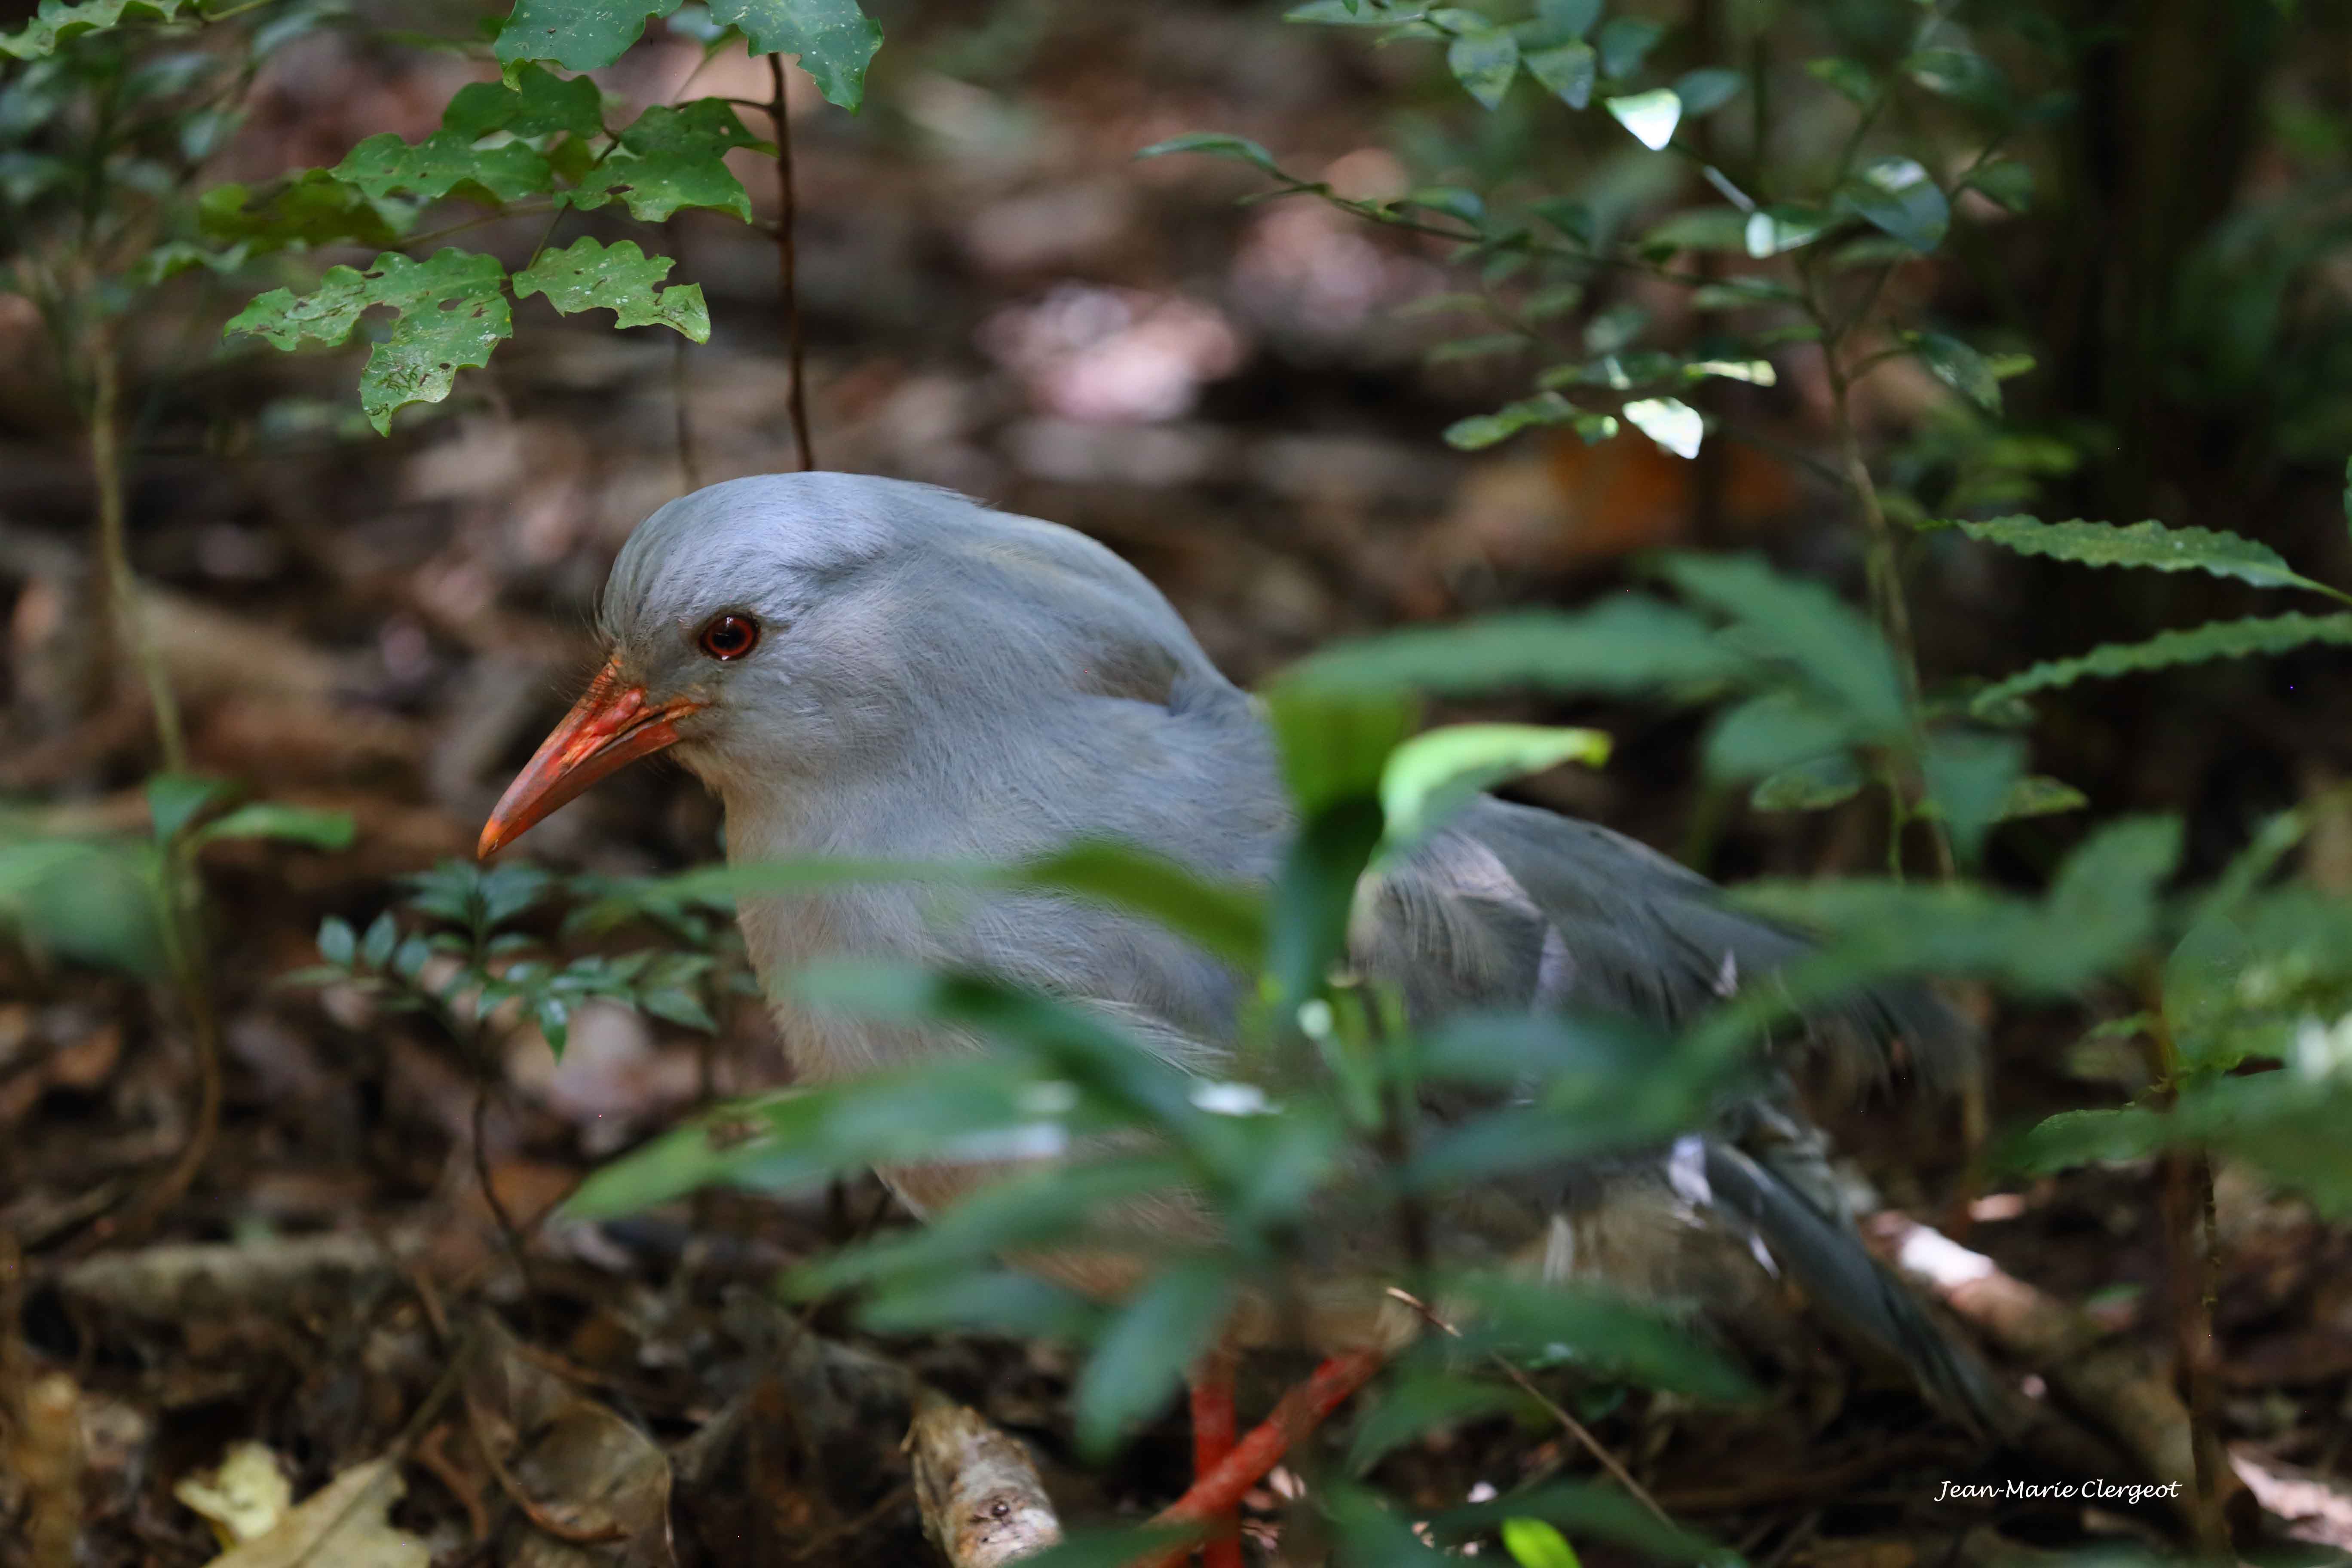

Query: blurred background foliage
<box><xmin>11</xmin><ymin>0</ymin><xmax>2352</xmax><ymax>1562</ymax></box>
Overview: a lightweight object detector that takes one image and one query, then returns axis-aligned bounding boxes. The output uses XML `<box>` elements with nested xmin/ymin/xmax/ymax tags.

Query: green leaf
<box><xmin>1605</xmin><ymin>89</ymin><xmax>1680</xmax><ymax>151</ymax></box>
<box><xmin>703</xmin><ymin>0</ymin><xmax>880</xmax><ymax>109</ymax></box>
<box><xmin>1593</xmin><ymin>15</ymin><xmax>1662</xmax><ymax>79</ymax></box>
<box><xmin>1908</xmin><ymin>331</ymin><xmax>2000</xmax><ymax>413</ymax></box>
<box><xmin>1672</xmin><ymin>68</ymin><xmax>1742</xmax><ymax>116</ymax></box>
<box><xmin>197</xmin><ymin>803</ymin><xmax>357</xmax><ymax>851</ymax></box>
<box><xmin>1400</xmin><ymin>185</ymin><xmax>1483</xmax><ymax>225</ymax></box>
<box><xmin>1133</xmin><ymin>132</ymin><xmax>1280</xmax><ymax>174</ymax></box>
<box><xmin>512</xmin><ymin>236</ymin><xmax>709</xmax><ymax>338</ymax></box>
<box><xmin>1973</xmin><ymin>613</ymin><xmax>2352</xmax><ymax>712</ymax></box>
<box><xmin>1073</xmin><ymin>1261</ymin><xmax>1236</xmax><ymax>1458</ymax></box>
<box><xmin>1265</xmin><ymin>686</ymin><xmax>1417</xmax><ymax>818</ymax></box>
<box><xmin>1286</xmin><ymin>0</ymin><xmax>1421</xmax><ymax>23</ymax></box>
<box><xmin>1621</xmin><ymin>395</ymin><xmax>1701</xmax><ymax>457</ymax></box>
<box><xmin>1380</xmin><ymin>724</ymin><xmax>1611</xmax><ymax>851</ymax></box>
<box><xmin>1348</xmin><ymin>1373</ymin><xmax>1527</xmax><ymax>1472</ymax></box>
<box><xmin>569</xmin><ymin>99</ymin><xmax>760</xmax><ymax>222</ymax></box>
<box><xmin>1690</xmin><ymin>276</ymin><xmax>1800</xmax><ymax>309</ymax></box>
<box><xmin>1282</xmin><ymin>599</ymin><xmax>1745</xmax><ymax>699</ymax></box>
<box><xmin>197</xmin><ymin>172</ymin><xmax>411</xmax><ymax>254</ymax></box>
<box><xmin>1805</xmin><ymin>56</ymin><xmax>1875</xmax><ymax>105</ymax></box>
<box><xmin>224</xmin><ymin>248</ymin><xmax>514</xmax><ymax>434</ymax></box>
<box><xmin>2001</xmin><ymin>775</ymin><xmax>2088</xmax><ymax>819</ymax></box>
<box><xmin>1955</xmin><ymin>518</ymin><xmax>2335</xmax><ymax>596</ymax></box>
<box><xmin>1750</xmin><ymin>752</ymin><xmax>1866</xmax><ymax>812</ymax></box>
<box><xmin>361</xmin><ymin>910</ymin><xmax>399</xmax><ymax>970</ymax></box>
<box><xmin>334</xmin><ymin>132</ymin><xmax>552</xmax><ymax>205</ymax></box>
<box><xmin>1839</xmin><ymin>156</ymin><xmax>1947</xmax><ymax>253</ymax></box>
<box><xmin>2010</xmin><ymin>1105</ymin><xmax>2169</xmax><ymax>1176</ymax></box>
<box><xmin>1427</xmin><ymin>332</ymin><xmax>1525</xmax><ymax>364</ymax></box>
<box><xmin>1444</xmin><ymin>1274</ymin><xmax>1755</xmax><ymax>1400</ymax></box>
<box><xmin>1743</xmin><ymin>204</ymin><xmax>1828</xmax><ymax>257</ymax></box>
<box><xmin>1966</xmin><ymin>159</ymin><xmax>2034</xmax><ymax>214</ymax></box>
<box><xmin>1502</xmin><ymin>1519</ymin><xmax>1582</xmax><ymax>1568</ymax></box>
<box><xmin>1704</xmin><ymin>691</ymin><xmax>1858</xmax><ymax>781</ymax></box>
<box><xmin>1905</xmin><ymin>49</ymin><xmax>2010</xmax><ymax>114</ymax></box>
<box><xmin>1017</xmin><ymin>842</ymin><xmax>1266</xmax><ymax>968</ymax></box>
<box><xmin>1638</xmin><ymin>208</ymin><xmax>1749</xmax><ymax>254</ymax></box>
<box><xmin>1655</xmin><ymin>554</ymin><xmax>1909</xmax><ymax>735</ymax></box>
<box><xmin>1435</xmin><ymin>1482</ymin><xmax>1720</xmax><ymax>1562</ymax></box>
<box><xmin>1683</xmin><ymin>358</ymin><xmax>1776</xmax><ymax>386</ymax></box>
<box><xmin>442</xmin><ymin>64</ymin><xmax>606</xmax><ymax>141</ymax></box>
<box><xmin>1447</xmin><ymin>27</ymin><xmax>1519</xmax><ymax>109</ymax></box>
<box><xmin>1443</xmin><ymin>392</ymin><xmax>1577</xmax><ymax>450</ymax></box>
<box><xmin>316</xmin><ymin>916</ymin><xmax>357</xmax><ymax>968</ymax></box>
<box><xmin>147</xmin><ymin>774</ymin><xmax>232</xmax><ymax>842</ymax></box>
<box><xmin>493</xmin><ymin>0</ymin><xmax>682</xmax><ymax>73</ymax></box>
<box><xmin>1</xmin><ymin>0</ymin><xmax>187</xmax><ymax>59</ymax></box>
<box><xmin>1268</xmin><ymin>799</ymin><xmax>1385</xmax><ymax>1013</ymax></box>
<box><xmin>1525</xmin><ymin>41</ymin><xmax>1596</xmax><ymax>108</ymax></box>
<box><xmin>1921</xmin><ymin>730</ymin><xmax>2025</xmax><ymax>866</ymax></box>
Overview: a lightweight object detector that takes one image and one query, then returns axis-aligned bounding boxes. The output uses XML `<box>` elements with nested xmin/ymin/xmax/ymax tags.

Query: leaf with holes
<box><xmin>569</xmin><ymin>99</ymin><xmax>760</xmax><ymax>222</ymax></box>
<box><xmin>494</xmin><ymin>0</ymin><xmax>680</xmax><ymax>73</ymax></box>
<box><xmin>704</xmin><ymin>0</ymin><xmax>881</xmax><ymax>110</ymax></box>
<box><xmin>224</xmin><ymin>248</ymin><xmax>514</xmax><ymax>433</ymax></box>
<box><xmin>334</xmin><ymin>131</ymin><xmax>554</xmax><ymax>205</ymax></box>
<box><xmin>443</xmin><ymin>64</ymin><xmax>606</xmax><ymax>141</ymax></box>
<box><xmin>513</xmin><ymin>236</ymin><xmax>709</xmax><ymax>339</ymax></box>
<box><xmin>1</xmin><ymin>0</ymin><xmax>185</xmax><ymax>58</ymax></box>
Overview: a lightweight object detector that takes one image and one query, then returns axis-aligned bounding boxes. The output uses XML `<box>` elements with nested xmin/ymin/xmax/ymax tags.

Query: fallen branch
<box><xmin>1864</xmin><ymin>1210</ymin><xmax>2239</xmax><ymax>1521</ymax></box>
<box><xmin>908</xmin><ymin>1388</ymin><xmax>1062</xmax><ymax>1568</ymax></box>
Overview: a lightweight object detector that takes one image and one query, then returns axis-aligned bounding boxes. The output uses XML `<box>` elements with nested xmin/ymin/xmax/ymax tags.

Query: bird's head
<box><xmin>477</xmin><ymin>472</ymin><xmax>1216</xmax><ymax>858</ymax></box>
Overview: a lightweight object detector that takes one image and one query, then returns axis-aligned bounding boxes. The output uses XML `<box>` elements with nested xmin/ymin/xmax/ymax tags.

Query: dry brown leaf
<box><xmin>199</xmin><ymin>1458</ymin><xmax>429</xmax><ymax>1568</ymax></box>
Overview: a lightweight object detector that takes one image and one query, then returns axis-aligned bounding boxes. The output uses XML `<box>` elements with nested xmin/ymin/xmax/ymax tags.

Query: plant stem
<box><xmin>89</xmin><ymin>341</ymin><xmax>187</xmax><ymax>773</ymax></box>
<box><xmin>766</xmin><ymin>55</ymin><xmax>815</xmax><ymax>472</ymax></box>
<box><xmin>2141</xmin><ymin>973</ymin><xmax>2229</xmax><ymax>1555</ymax></box>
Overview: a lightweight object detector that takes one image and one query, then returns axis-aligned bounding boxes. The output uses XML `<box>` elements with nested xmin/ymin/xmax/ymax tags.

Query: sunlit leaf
<box><xmin>1620</xmin><ymin>395</ymin><xmax>1701</xmax><ymax>456</ymax></box>
<box><xmin>1380</xmin><ymin>724</ymin><xmax>1611</xmax><ymax>851</ymax></box>
<box><xmin>513</xmin><ymin>236</ymin><xmax>709</xmax><ymax>338</ymax></box>
<box><xmin>1501</xmin><ymin>1518</ymin><xmax>1582</xmax><ymax>1568</ymax></box>
<box><xmin>198</xmin><ymin>803</ymin><xmax>357</xmax><ymax>851</ymax></box>
<box><xmin>1838</xmin><ymin>156</ymin><xmax>1947</xmax><ymax>252</ymax></box>
<box><xmin>1605</xmin><ymin>88</ymin><xmax>1680</xmax><ymax>151</ymax></box>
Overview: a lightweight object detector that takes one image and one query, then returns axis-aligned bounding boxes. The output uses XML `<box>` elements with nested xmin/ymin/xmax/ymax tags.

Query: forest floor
<box><xmin>8</xmin><ymin>3</ymin><xmax>2352</xmax><ymax>1564</ymax></box>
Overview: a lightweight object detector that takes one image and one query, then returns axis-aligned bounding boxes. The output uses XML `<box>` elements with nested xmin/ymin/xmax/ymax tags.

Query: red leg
<box><xmin>1188</xmin><ymin>1347</ymin><xmax>1241</xmax><ymax>1568</ymax></box>
<box><xmin>1142</xmin><ymin>1350</ymin><xmax>1385</xmax><ymax>1568</ymax></box>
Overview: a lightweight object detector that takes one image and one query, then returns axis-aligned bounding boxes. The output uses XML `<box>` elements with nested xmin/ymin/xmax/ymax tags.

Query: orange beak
<box><xmin>477</xmin><ymin>661</ymin><xmax>704</xmax><ymax>858</ymax></box>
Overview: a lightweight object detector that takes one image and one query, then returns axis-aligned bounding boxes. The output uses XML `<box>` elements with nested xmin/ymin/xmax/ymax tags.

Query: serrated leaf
<box><xmin>441</xmin><ymin>64</ymin><xmax>606</xmax><ymax>141</ymax></box>
<box><xmin>1839</xmin><ymin>156</ymin><xmax>1947</xmax><ymax>252</ymax></box>
<box><xmin>1956</xmin><ymin>518</ymin><xmax>2332</xmax><ymax>595</ymax></box>
<box><xmin>1525</xmin><ymin>41</ymin><xmax>1595</xmax><ymax>108</ymax></box>
<box><xmin>1447</xmin><ymin>27</ymin><xmax>1519</xmax><ymax>109</ymax></box>
<box><xmin>1133</xmin><ymin>132</ymin><xmax>1280</xmax><ymax>173</ymax></box>
<box><xmin>1672</xmin><ymin>68</ymin><xmax>1741</xmax><ymax>116</ymax></box>
<box><xmin>569</xmin><ymin>98</ymin><xmax>760</xmax><ymax>222</ymax></box>
<box><xmin>1908</xmin><ymin>331</ymin><xmax>2000</xmax><ymax>413</ymax></box>
<box><xmin>1622</xmin><ymin>395</ymin><xmax>1701</xmax><ymax>458</ymax></box>
<box><xmin>225</xmin><ymin>248</ymin><xmax>513</xmax><ymax>434</ymax></box>
<box><xmin>1593</xmin><ymin>15</ymin><xmax>1662</xmax><ymax>80</ymax></box>
<box><xmin>513</xmin><ymin>236</ymin><xmax>709</xmax><ymax>338</ymax></box>
<box><xmin>493</xmin><ymin>0</ymin><xmax>681</xmax><ymax>73</ymax></box>
<box><xmin>1605</xmin><ymin>88</ymin><xmax>1680</xmax><ymax>151</ymax></box>
<box><xmin>1750</xmin><ymin>752</ymin><xmax>1865</xmax><ymax>811</ymax></box>
<box><xmin>1380</xmin><ymin>724</ymin><xmax>1611</xmax><ymax>851</ymax></box>
<box><xmin>2</xmin><ymin>0</ymin><xmax>187</xmax><ymax>60</ymax></box>
<box><xmin>1973</xmin><ymin>613</ymin><xmax>2352</xmax><ymax>712</ymax></box>
<box><xmin>334</xmin><ymin>131</ymin><xmax>554</xmax><ymax>204</ymax></box>
<box><xmin>704</xmin><ymin>0</ymin><xmax>880</xmax><ymax>110</ymax></box>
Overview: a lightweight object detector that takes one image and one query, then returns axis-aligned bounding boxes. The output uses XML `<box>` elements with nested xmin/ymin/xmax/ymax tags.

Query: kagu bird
<box><xmin>480</xmin><ymin>473</ymin><xmax>1994</xmax><ymax>1554</ymax></box>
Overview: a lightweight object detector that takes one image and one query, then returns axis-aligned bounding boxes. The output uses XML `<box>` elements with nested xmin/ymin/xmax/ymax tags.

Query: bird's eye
<box><xmin>697</xmin><ymin>613</ymin><xmax>760</xmax><ymax>661</ymax></box>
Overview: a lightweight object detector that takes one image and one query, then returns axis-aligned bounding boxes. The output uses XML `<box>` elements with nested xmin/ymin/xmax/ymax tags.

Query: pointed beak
<box><xmin>478</xmin><ymin>661</ymin><xmax>705</xmax><ymax>858</ymax></box>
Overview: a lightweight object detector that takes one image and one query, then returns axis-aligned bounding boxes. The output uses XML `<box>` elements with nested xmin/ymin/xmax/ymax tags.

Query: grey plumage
<box><xmin>592</xmin><ymin>472</ymin><xmax>1994</xmax><ymax>1426</ymax></box>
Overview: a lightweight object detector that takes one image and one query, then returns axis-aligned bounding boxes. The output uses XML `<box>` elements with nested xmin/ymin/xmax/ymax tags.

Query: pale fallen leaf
<box><xmin>176</xmin><ymin>1440</ymin><xmax>293</xmax><ymax>1546</ymax></box>
<box><xmin>200</xmin><ymin>1458</ymin><xmax>430</xmax><ymax>1568</ymax></box>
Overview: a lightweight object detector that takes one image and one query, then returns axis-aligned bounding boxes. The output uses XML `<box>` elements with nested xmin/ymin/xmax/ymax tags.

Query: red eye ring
<box><xmin>697</xmin><ymin>613</ymin><xmax>760</xmax><ymax>661</ymax></box>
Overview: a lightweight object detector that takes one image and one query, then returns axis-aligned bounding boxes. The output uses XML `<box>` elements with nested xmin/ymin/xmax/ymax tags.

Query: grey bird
<box><xmin>478</xmin><ymin>473</ymin><xmax>1995</xmax><ymax>1508</ymax></box>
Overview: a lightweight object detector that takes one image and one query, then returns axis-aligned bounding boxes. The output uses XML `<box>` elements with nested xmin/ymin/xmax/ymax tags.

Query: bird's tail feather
<box><xmin>1697</xmin><ymin>1139</ymin><xmax>2004</xmax><ymax>1433</ymax></box>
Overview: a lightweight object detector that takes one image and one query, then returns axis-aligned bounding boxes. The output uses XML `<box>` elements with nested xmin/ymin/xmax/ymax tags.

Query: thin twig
<box><xmin>89</xmin><ymin>342</ymin><xmax>186</xmax><ymax>771</ymax></box>
<box><xmin>766</xmin><ymin>55</ymin><xmax>815</xmax><ymax>472</ymax></box>
<box><xmin>1386</xmin><ymin>1288</ymin><xmax>1675</xmax><ymax>1528</ymax></box>
<box><xmin>469</xmin><ymin>1081</ymin><xmax>536</xmax><ymax>1309</ymax></box>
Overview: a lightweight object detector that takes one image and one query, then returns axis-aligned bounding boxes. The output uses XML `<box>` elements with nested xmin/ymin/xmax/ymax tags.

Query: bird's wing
<box><xmin>1351</xmin><ymin>794</ymin><xmax>1975</xmax><ymax>1096</ymax></box>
